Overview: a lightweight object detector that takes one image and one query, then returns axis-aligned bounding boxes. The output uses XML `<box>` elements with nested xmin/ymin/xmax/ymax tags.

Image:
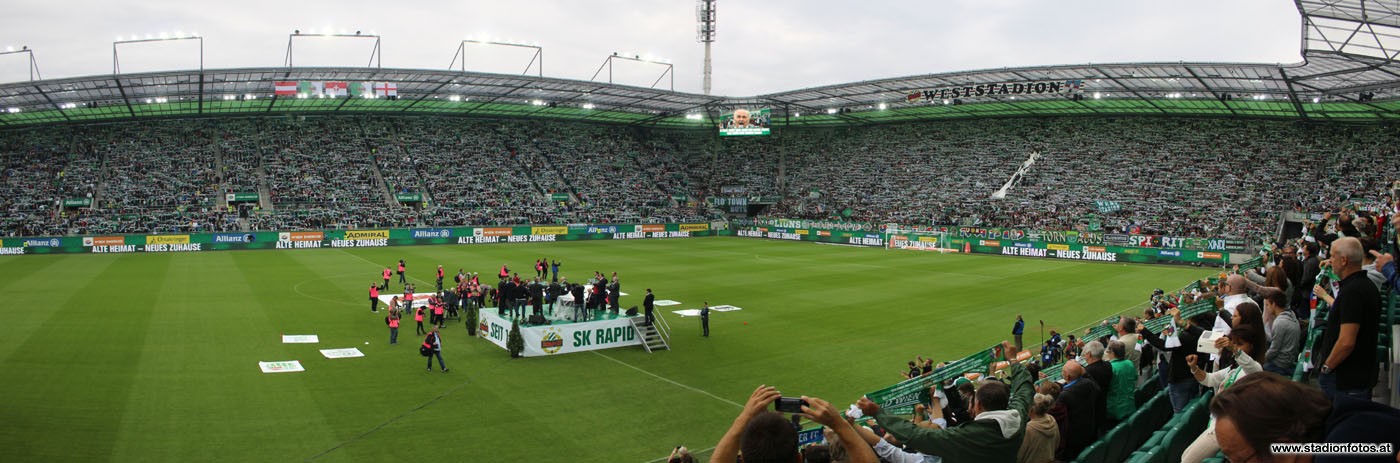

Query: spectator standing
<box><xmin>1259</xmin><ymin>288</ymin><xmax>1299</xmax><ymax>376</ymax></box>
<box><xmin>1080</xmin><ymin>341</ymin><xmax>1113</xmax><ymax>435</ymax></box>
<box><xmin>1138</xmin><ymin>308</ymin><xmax>1207</xmax><ymax>412</ymax></box>
<box><xmin>1055</xmin><ymin>360</ymin><xmax>1101</xmax><ymax>461</ymax></box>
<box><xmin>1105</xmin><ymin>341</ymin><xmax>1136</xmax><ymax>427</ymax></box>
<box><xmin>1314</xmin><ymin>237</ymin><xmax>1381</xmax><ymax>401</ymax></box>
<box><xmin>1012</xmin><ymin>315</ymin><xmax>1025</xmax><ymax>350</ymax></box>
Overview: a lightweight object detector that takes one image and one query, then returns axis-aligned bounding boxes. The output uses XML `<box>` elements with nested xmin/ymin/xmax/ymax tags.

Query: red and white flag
<box><xmin>373</xmin><ymin>82</ymin><xmax>398</xmax><ymax>97</ymax></box>
<box><xmin>274</xmin><ymin>81</ymin><xmax>298</xmax><ymax>96</ymax></box>
<box><xmin>324</xmin><ymin>81</ymin><xmax>349</xmax><ymax>97</ymax></box>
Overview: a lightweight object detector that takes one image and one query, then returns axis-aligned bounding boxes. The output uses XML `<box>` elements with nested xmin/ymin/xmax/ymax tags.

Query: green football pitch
<box><xmin>0</xmin><ymin>237</ymin><xmax>1213</xmax><ymax>462</ymax></box>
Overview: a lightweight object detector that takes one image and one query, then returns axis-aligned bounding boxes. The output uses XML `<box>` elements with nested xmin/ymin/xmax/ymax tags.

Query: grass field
<box><xmin>0</xmin><ymin>236</ymin><xmax>1213</xmax><ymax>462</ymax></box>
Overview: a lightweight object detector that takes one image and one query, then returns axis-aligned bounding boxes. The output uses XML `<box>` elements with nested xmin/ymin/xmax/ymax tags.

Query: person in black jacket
<box><xmin>529</xmin><ymin>278</ymin><xmax>545</xmax><ymax>317</ymax></box>
<box><xmin>643</xmin><ymin>288</ymin><xmax>656</xmax><ymax>325</ymax></box>
<box><xmin>1297</xmin><ymin>240</ymin><xmax>1321</xmax><ymax>320</ymax></box>
<box><xmin>1080</xmin><ymin>341</ymin><xmax>1113</xmax><ymax>436</ymax></box>
<box><xmin>571</xmin><ymin>283</ymin><xmax>586</xmax><ymax>321</ymax></box>
<box><xmin>1138</xmin><ymin>307</ymin><xmax>1209</xmax><ymax>413</ymax></box>
<box><xmin>496</xmin><ymin>277</ymin><xmax>510</xmax><ymax>318</ymax></box>
<box><xmin>1054</xmin><ymin>360</ymin><xmax>1102</xmax><ymax>461</ymax></box>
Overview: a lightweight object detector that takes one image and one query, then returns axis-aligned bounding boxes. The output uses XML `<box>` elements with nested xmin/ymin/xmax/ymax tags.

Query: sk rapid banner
<box><xmin>476</xmin><ymin>309</ymin><xmax>640</xmax><ymax>357</ymax></box>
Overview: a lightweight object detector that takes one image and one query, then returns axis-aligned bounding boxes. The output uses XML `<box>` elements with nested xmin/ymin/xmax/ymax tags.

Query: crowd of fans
<box><xmin>703</xmin><ymin>119</ymin><xmax>1399</xmax><ymax>240</ymax></box>
<box><xmin>1</xmin><ymin>116</ymin><xmax>1396</xmax><ymax>239</ymax></box>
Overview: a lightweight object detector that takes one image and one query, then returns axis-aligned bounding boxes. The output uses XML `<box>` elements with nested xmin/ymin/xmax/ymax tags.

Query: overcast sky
<box><xmin>0</xmin><ymin>0</ymin><xmax>1302</xmax><ymax>95</ymax></box>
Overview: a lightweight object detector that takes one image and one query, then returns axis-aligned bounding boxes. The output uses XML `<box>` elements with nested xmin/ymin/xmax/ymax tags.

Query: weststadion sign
<box><xmin>906</xmin><ymin>79</ymin><xmax>1084</xmax><ymax>101</ymax></box>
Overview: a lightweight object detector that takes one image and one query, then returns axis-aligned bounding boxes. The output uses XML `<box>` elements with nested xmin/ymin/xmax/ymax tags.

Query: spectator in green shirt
<box><xmin>1105</xmin><ymin>340</ymin><xmax>1137</xmax><ymax>426</ymax></box>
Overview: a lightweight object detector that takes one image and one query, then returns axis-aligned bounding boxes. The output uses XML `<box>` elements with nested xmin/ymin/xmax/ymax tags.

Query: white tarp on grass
<box><xmin>282</xmin><ymin>335</ymin><xmax>319</xmax><ymax>343</ymax></box>
<box><xmin>671</xmin><ymin>305</ymin><xmax>743</xmax><ymax>317</ymax></box>
<box><xmin>654</xmin><ymin>300</ymin><xmax>682</xmax><ymax>306</ymax></box>
<box><xmin>319</xmin><ymin>348</ymin><xmax>365</xmax><ymax>359</ymax></box>
<box><xmin>259</xmin><ymin>360</ymin><xmax>305</xmax><ymax>373</ymax></box>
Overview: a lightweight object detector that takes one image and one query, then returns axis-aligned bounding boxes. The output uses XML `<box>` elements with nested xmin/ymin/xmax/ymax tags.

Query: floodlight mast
<box><xmin>589</xmin><ymin>53</ymin><xmax>675</xmax><ymax>91</ymax></box>
<box><xmin>697</xmin><ymin>0</ymin><xmax>716</xmax><ymax>95</ymax></box>
<box><xmin>285</xmin><ymin>31</ymin><xmax>382</xmax><ymax>68</ymax></box>
<box><xmin>448</xmin><ymin>40</ymin><xmax>543</xmax><ymax>77</ymax></box>
<box><xmin>0</xmin><ymin>46</ymin><xmax>42</xmax><ymax>81</ymax></box>
<box><xmin>113</xmin><ymin>35</ymin><xmax>203</xmax><ymax>74</ymax></box>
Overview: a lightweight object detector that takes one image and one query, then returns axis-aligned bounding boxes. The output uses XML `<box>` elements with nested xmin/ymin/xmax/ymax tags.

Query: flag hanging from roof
<box><xmin>324</xmin><ymin>81</ymin><xmax>348</xmax><ymax>97</ymax></box>
<box><xmin>297</xmin><ymin>81</ymin><xmax>323</xmax><ymax>96</ymax></box>
<box><xmin>274</xmin><ymin>81</ymin><xmax>297</xmax><ymax>96</ymax></box>
<box><xmin>349</xmin><ymin>82</ymin><xmax>369</xmax><ymax>98</ymax></box>
<box><xmin>373</xmin><ymin>82</ymin><xmax>398</xmax><ymax>97</ymax></box>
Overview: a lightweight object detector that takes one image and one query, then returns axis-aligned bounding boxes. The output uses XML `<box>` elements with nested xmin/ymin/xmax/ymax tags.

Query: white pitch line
<box><xmin>590</xmin><ymin>351</ymin><xmax>743</xmax><ymax>409</ymax></box>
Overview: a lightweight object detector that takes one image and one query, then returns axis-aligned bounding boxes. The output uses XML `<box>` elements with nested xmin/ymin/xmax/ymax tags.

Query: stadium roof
<box><xmin>2</xmin><ymin>0</ymin><xmax>1399</xmax><ymax>129</ymax></box>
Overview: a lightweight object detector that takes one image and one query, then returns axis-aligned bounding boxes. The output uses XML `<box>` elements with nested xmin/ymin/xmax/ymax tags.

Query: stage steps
<box><xmin>630</xmin><ymin>314</ymin><xmax>671</xmax><ymax>353</ymax></box>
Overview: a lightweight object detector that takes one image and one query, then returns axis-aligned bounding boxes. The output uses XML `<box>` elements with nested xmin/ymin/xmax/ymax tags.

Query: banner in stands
<box><xmin>394</xmin><ymin>193</ymin><xmax>422</xmax><ymax>203</ymax></box>
<box><xmin>906</xmin><ymin>79</ymin><xmax>1083</xmax><ymax>102</ymax></box>
<box><xmin>718</xmin><ymin>108</ymin><xmax>771</xmax><ymax>137</ymax></box>
<box><xmin>226</xmin><ymin>192</ymin><xmax>259</xmax><ymax>202</ymax></box>
<box><xmin>475</xmin><ymin>309</ymin><xmax>640</xmax><ymax>357</ymax></box>
<box><xmin>866</xmin><ymin>346</ymin><xmax>1004</xmax><ymax>415</ymax></box>
<box><xmin>63</xmin><ymin>198</ymin><xmax>92</xmax><ymax>207</ymax></box>
<box><xmin>0</xmin><ymin>223</ymin><xmax>717</xmax><ymax>256</ymax></box>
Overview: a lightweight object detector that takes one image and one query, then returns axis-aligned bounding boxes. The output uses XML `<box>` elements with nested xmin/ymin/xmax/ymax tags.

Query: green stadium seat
<box><xmin>1135</xmin><ymin>374</ymin><xmax>1162</xmax><ymax>406</ymax></box>
<box><xmin>1073</xmin><ymin>440</ymin><xmax>1107</xmax><ymax>463</ymax></box>
<box><xmin>1102</xmin><ymin>425</ymin><xmax>1129</xmax><ymax>463</ymax></box>
<box><xmin>1140</xmin><ymin>431</ymin><xmax>1166</xmax><ymax>451</ymax></box>
<box><xmin>1126</xmin><ymin>451</ymin><xmax>1150</xmax><ymax>463</ymax></box>
<box><xmin>1160</xmin><ymin>428</ymin><xmax>1182</xmax><ymax>463</ymax></box>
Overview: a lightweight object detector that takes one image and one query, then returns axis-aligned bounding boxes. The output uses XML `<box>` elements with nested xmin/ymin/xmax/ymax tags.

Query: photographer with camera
<box><xmin>854</xmin><ymin>341</ymin><xmax>1033</xmax><ymax>463</ymax></box>
<box><xmin>710</xmin><ymin>386</ymin><xmax>876</xmax><ymax>463</ymax></box>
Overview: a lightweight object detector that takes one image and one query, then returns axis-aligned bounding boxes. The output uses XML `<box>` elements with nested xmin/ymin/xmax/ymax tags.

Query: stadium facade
<box><xmin>1</xmin><ymin>0</ymin><xmax>1398</xmax><ymax>129</ymax></box>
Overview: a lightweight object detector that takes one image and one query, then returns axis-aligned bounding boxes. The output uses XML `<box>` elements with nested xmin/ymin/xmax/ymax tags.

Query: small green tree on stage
<box><xmin>507</xmin><ymin>319</ymin><xmax>525</xmax><ymax>358</ymax></box>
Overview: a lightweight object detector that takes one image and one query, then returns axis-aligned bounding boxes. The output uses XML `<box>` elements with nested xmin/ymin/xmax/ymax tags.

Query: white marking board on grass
<box><xmin>319</xmin><ymin>348</ymin><xmax>365</xmax><ymax>359</ymax></box>
<box><xmin>654</xmin><ymin>300</ymin><xmax>682</xmax><ymax>306</ymax></box>
<box><xmin>282</xmin><ymin>335</ymin><xmax>319</xmax><ymax>344</ymax></box>
<box><xmin>259</xmin><ymin>360</ymin><xmax>305</xmax><ymax>373</ymax></box>
<box><xmin>671</xmin><ymin>305</ymin><xmax>743</xmax><ymax>317</ymax></box>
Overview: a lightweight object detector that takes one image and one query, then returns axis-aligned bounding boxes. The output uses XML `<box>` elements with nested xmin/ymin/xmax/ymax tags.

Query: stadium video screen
<box><xmin>718</xmin><ymin>108</ymin><xmax>771</xmax><ymax>136</ymax></box>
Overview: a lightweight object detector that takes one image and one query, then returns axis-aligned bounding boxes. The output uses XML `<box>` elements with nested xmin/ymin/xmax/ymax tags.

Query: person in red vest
<box><xmin>436</xmin><ymin>265</ymin><xmax>445</xmax><ymax>292</ymax></box>
<box><xmin>499</xmin><ymin>264</ymin><xmax>509</xmax><ymax>280</ymax></box>
<box><xmin>415</xmin><ymin>305</ymin><xmax>426</xmax><ymax>335</ymax></box>
<box><xmin>431</xmin><ymin>297</ymin><xmax>446</xmax><ymax>328</ymax></box>
<box><xmin>397</xmin><ymin>259</ymin><xmax>407</xmax><ymax>285</ymax></box>
<box><xmin>369</xmin><ymin>284</ymin><xmax>380</xmax><ymax>313</ymax></box>
<box><xmin>387</xmin><ymin>306</ymin><xmax>400</xmax><ymax>344</ymax></box>
<box><xmin>403</xmin><ymin>284</ymin><xmax>415</xmax><ymax>313</ymax></box>
<box><xmin>381</xmin><ymin>267</ymin><xmax>392</xmax><ymax>290</ymax></box>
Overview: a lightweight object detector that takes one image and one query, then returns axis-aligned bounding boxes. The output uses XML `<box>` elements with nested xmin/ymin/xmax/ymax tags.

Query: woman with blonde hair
<box><xmin>1017</xmin><ymin>393</ymin><xmax>1059</xmax><ymax>463</ymax></box>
